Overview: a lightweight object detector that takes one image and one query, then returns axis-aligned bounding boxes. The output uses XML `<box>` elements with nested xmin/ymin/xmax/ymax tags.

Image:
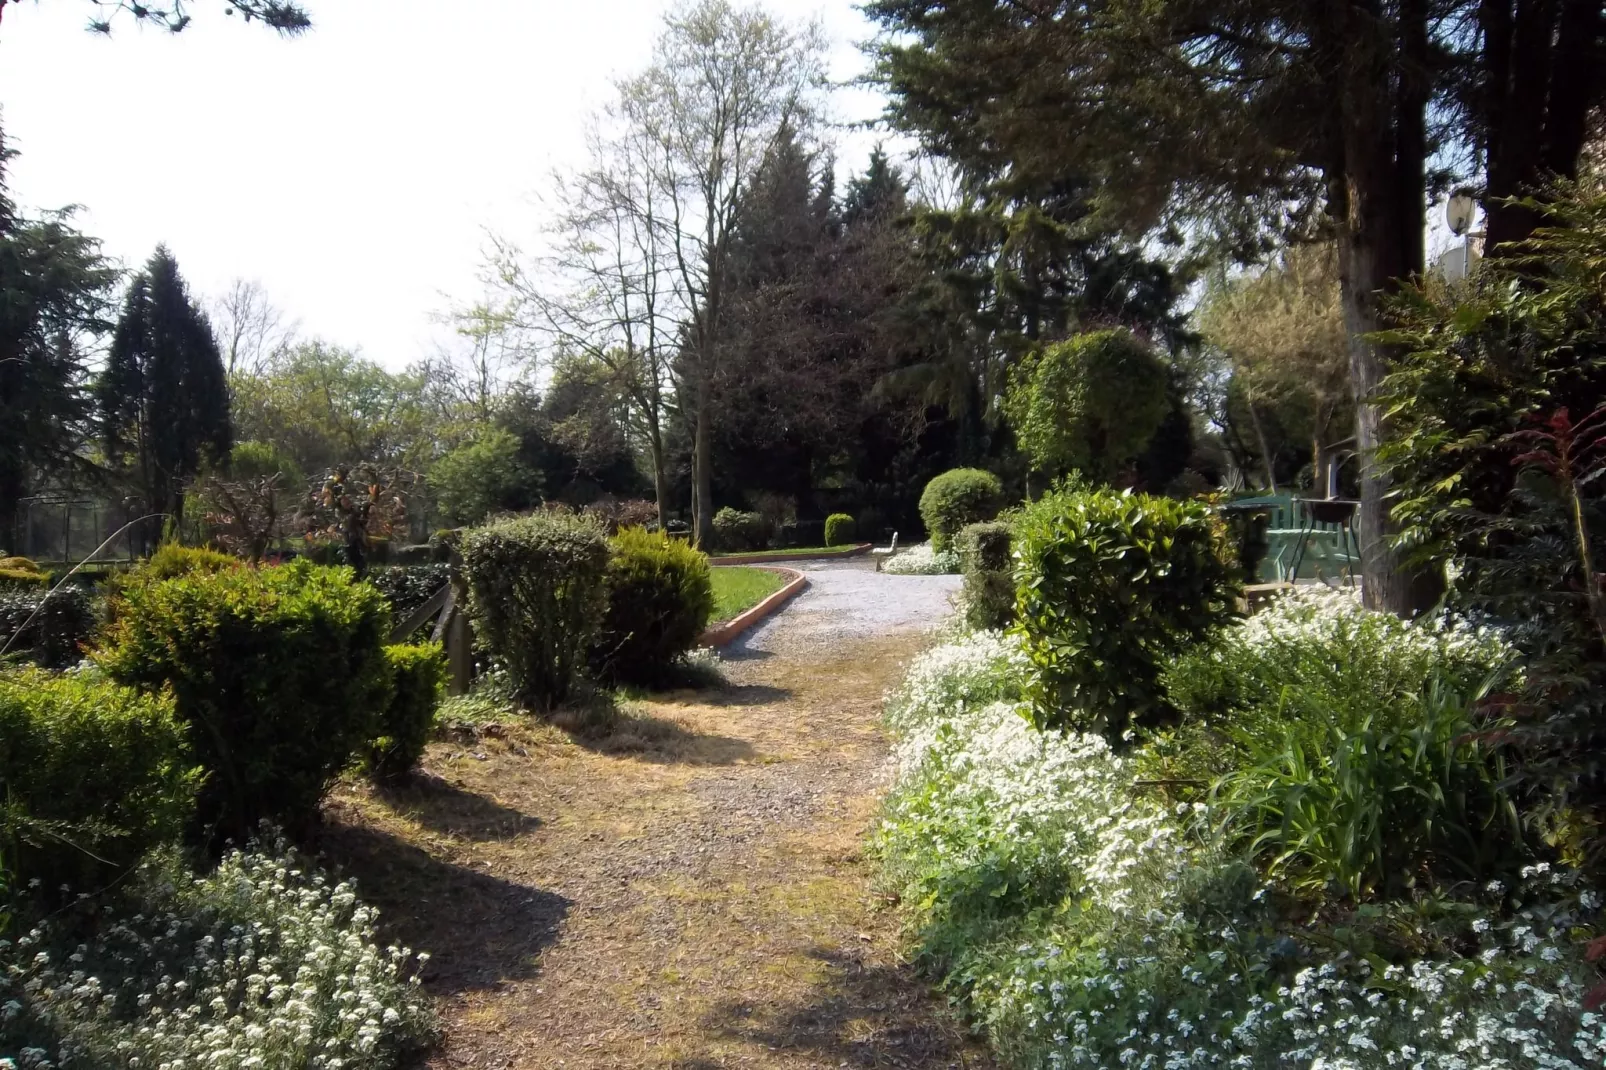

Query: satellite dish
<box><xmin>1447</xmin><ymin>189</ymin><xmax>1478</xmax><ymax>236</ymax></box>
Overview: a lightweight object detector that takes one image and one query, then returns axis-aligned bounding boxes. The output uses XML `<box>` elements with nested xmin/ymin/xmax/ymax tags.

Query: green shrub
<box><xmin>0</xmin><ymin>668</ymin><xmax>199</xmax><ymax>892</ymax></box>
<box><xmin>367</xmin><ymin>643</ymin><xmax>447</xmax><ymax>784</ymax></box>
<box><xmin>0</xmin><ymin>587</ymin><xmax>97</xmax><ymax>668</ymax></box>
<box><xmin>592</xmin><ymin>527</ymin><xmax>714</xmax><ymax>685</ymax></box>
<box><xmin>135</xmin><ymin>543</ymin><xmax>241</xmax><ymax>582</ymax></box>
<box><xmin>712</xmin><ymin>507</ymin><xmax>768</xmax><ymax>551</ymax></box>
<box><xmin>0</xmin><ymin>557</ymin><xmax>47</xmax><ymax>590</ymax></box>
<box><xmin>919</xmin><ymin>468</ymin><xmax>1003</xmax><ymax>552</ymax></box>
<box><xmin>460</xmin><ymin>510</ymin><xmax>611</xmax><ymax>710</ymax></box>
<box><xmin>96</xmin><ymin>560</ymin><xmax>393</xmax><ymax>842</ymax></box>
<box><xmin>1014</xmin><ymin>485</ymin><xmax>1237</xmax><ymax>742</ymax></box>
<box><xmin>824</xmin><ymin>513</ymin><xmax>856</xmax><ymax>546</ymax></box>
<box><xmin>958</xmin><ymin>521</ymin><xmax>1014</xmax><ymax>632</ymax></box>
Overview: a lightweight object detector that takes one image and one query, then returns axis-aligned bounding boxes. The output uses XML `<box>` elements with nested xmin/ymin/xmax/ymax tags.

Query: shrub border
<box><xmin>699</xmin><ymin>566</ymin><xmax>808</xmax><ymax>647</ymax></box>
<box><xmin>705</xmin><ymin>543</ymin><xmax>871</xmax><ymax>566</ymax></box>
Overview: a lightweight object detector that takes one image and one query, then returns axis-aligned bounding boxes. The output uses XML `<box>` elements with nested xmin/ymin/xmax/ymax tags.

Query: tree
<box><xmin>210</xmin><ymin>278</ymin><xmax>295</xmax><ymax>380</ymax></box>
<box><xmin>193</xmin><ymin>439</ymin><xmax>303</xmax><ymax>561</ymax></box>
<box><xmin>427</xmin><ymin>427</ymin><xmax>538</xmax><ymax>527</ymax></box>
<box><xmin>1197</xmin><ymin>245</ymin><xmax>1353</xmax><ymax>496</ymax></box>
<box><xmin>626</xmin><ymin>0</ymin><xmax>825</xmax><ymax>546</ymax></box>
<box><xmin>867</xmin><ymin>0</ymin><xmax>1606</xmax><ymax>614</ymax></box>
<box><xmin>0</xmin><ymin>1</ymin><xmax>311</xmax><ymax>34</ymax></box>
<box><xmin>97</xmin><ymin>246</ymin><xmax>232</xmax><ymax>526</ymax></box>
<box><xmin>1005</xmin><ymin>329</ymin><xmax>1170</xmax><ymax>485</ymax></box>
<box><xmin>0</xmin><ymin>128</ymin><xmax>116</xmax><ymax>551</ymax></box>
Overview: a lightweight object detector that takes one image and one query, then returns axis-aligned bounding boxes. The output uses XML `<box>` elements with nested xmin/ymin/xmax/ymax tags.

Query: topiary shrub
<box><xmin>0</xmin><ymin>587</ymin><xmax>97</xmax><ymax>668</ymax></box>
<box><xmin>824</xmin><ymin>513</ymin><xmax>856</xmax><ymax>547</ymax></box>
<box><xmin>591</xmin><ymin>527</ymin><xmax>715</xmax><ymax>685</ymax></box>
<box><xmin>96</xmin><ymin>559</ymin><xmax>394</xmax><ymax>843</ymax></box>
<box><xmin>459</xmin><ymin>510</ymin><xmax>611</xmax><ymax>710</ymax></box>
<box><xmin>1014</xmin><ymin>485</ymin><xmax>1239</xmax><ymax>744</ymax></box>
<box><xmin>958</xmin><ymin>521</ymin><xmax>1015</xmax><ymax>632</ymax></box>
<box><xmin>0</xmin><ymin>668</ymin><xmax>199</xmax><ymax>893</ymax></box>
<box><xmin>712</xmin><ymin>507</ymin><xmax>768</xmax><ymax>552</ymax></box>
<box><xmin>367</xmin><ymin>643</ymin><xmax>448</xmax><ymax>784</ymax></box>
<box><xmin>919</xmin><ymin>468</ymin><xmax>1004</xmax><ymax>552</ymax></box>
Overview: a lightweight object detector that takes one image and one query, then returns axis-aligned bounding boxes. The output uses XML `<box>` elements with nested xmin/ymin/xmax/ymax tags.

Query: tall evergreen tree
<box><xmin>0</xmin><ymin>126</ymin><xmax>116</xmax><ymax>552</ymax></box>
<box><xmin>98</xmin><ymin>246</ymin><xmax>232</xmax><ymax>525</ymax></box>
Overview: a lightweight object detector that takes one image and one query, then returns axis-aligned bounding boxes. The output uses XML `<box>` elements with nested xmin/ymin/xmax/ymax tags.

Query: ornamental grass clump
<box><xmin>460</xmin><ymin>509</ymin><xmax>610</xmax><ymax>710</ymax></box>
<box><xmin>0</xmin><ymin>837</ymin><xmax>436</xmax><ymax>1069</ymax></box>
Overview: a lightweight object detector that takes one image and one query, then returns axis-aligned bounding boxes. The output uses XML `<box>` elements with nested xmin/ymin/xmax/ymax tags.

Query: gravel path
<box><xmin>322</xmin><ymin>557</ymin><xmax>988</xmax><ymax>1070</ymax></box>
<box><xmin>728</xmin><ymin>559</ymin><xmax>962</xmax><ymax>658</ymax></box>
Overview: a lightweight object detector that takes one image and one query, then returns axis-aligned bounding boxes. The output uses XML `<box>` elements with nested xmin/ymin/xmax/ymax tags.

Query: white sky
<box><xmin>0</xmin><ymin>0</ymin><xmax>896</xmax><ymax>368</ymax></box>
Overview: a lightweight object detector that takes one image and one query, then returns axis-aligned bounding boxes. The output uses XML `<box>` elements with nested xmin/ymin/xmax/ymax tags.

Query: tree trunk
<box><xmin>691</xmin><ymin>376</ymin><xmax>713</xmax><ymax>548</ymax></box>
<box><xmin>1335</xmin><ymin>0</ymin><xmax>1441</xmax><ymax>616</ymax></box>
<box><xmin>1246</xmin><ymin>396</ymin><xmax>1278</xmax><ymax>493</ymax></box>
<box><xmin>646</xmin><ymin>414</ymin><xmax>670</xmax><ymax>530</ymax></box>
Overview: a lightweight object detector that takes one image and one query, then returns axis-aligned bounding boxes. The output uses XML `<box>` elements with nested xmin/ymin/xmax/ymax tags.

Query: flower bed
<box><xmin>881</xmin><ymin>543</ymin><xmax>961</xmax><ymax>576</ymax></box>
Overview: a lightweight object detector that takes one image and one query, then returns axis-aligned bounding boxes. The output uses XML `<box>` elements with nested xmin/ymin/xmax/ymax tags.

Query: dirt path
<box><xmin>320</xmin><ymin>562</ymin><xmax>990</xmax><ymax>1070</ymax></box>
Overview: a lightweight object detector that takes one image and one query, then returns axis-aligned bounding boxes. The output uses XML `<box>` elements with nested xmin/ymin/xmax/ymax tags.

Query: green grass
<box><xmin>710</xmin><ymin>566</ymin><xmax>789</xmax><ymax>622</ymax></box>
<box><xmin>708</xmin><ymin>545</ymin><xmax>860</xmax><ymax>560</ymax></box>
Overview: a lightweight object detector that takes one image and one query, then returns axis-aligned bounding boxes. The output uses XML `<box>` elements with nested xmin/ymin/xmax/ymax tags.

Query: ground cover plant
<box><xmin>0</xmin><ymin>837</ymin><xmax>435</xmax><ymax>1070</ymax></box>
<box><xmin>880</xmin><ymin>543</ymin><xmax>961</xmax><ymax>575</ymax></box>
<box><xmin>876</xmin><ymin>621</ymin><xmax>1606</xmax><ymax>1070</ymax></box>
<box><xmin>709</xmin><ymin>565</ymin><xmax>787</xmax><ymax>623</ymax></box>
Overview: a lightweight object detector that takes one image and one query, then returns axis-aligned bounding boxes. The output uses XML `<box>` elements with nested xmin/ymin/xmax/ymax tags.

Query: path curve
<box><xmin>321</xmin><ymin>559</ymin><xmax>986</xmax><ymax>1070</ymax></box>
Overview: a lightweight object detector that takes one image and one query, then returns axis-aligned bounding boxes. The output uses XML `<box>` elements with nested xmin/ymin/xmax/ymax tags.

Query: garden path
<box><xmin>320</xmin><ymin>561</ymin><xmax>988</xmax><ymax>1070</ymax></box>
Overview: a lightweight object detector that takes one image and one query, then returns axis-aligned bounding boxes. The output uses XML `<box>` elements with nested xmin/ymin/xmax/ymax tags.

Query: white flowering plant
<box><xmin>881</xmin><ymin>543</ymin><xmax>962</xmax><ymax>576</ymax></box>
<box><xmin>879</xmin><ymin>627</ymin><xmax>1606</xmax><ymax>1070</ymax></box>
<box><xmin>0</xmin><ymin>837</ymin><xmax>435</xmax><ymax>1070</ymax></box>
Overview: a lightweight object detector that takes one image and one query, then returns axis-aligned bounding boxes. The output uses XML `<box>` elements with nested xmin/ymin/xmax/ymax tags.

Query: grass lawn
<box><xmin>710</xmin><ymin>565</ymin><xmax>789</xmax><ymax>622</ymax></box>
<box><xmin>709</xmin><ymin>545</ymin><xmax>860</xmax><ymax>560</ymax></box>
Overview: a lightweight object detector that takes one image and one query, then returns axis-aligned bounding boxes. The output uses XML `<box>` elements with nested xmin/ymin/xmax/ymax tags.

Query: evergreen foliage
<box><xmin>917</xmin><ymin>468</ymin><xmax>1002</xmax><ymax>552</ymax></box>
<box><xmin>367</xmin><ymin>642</ymin><xmax>447</xmax><ymax>785</ymax></box>
<box><xmin>592</xmin><ymin>527</ymin><xmax>714</xmax><ymax>685</ymax></box>
<box><xmin>98</xmin><ymin>247</ymin><xmax>233</xmax><ymax>525</ymax></box>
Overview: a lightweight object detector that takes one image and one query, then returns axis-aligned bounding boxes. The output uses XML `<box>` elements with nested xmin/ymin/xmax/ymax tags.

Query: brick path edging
<box><xmin>698</xmin><ymin>566</ymin><xmax>808</xmax><ymax>647</ymax></box>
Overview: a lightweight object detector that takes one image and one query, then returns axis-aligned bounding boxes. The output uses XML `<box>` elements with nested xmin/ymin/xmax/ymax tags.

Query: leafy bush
<box><xmin>918</xmin><ymin>468</ymin><xmax>1003</xmax><ymax>552</ymax></box>
<box><xmin>96</xmin><ymin>560</ymin><xmax>394</xmax><ymax>842</ymax></box>
<box><xmin>0</xmin><ymin>668</ymin><xmax>198</xmax><ymax>892</ymax></box>
<box><xmin>366</xmin><ymin>563</ymin><xmax>451</xmax><ymax>619</ymax></box>
<box><xmin>824</xmin><ymin>513</ymin><xmax>856</xmax><ymax>546</ymax></box>
<box><xmin>367</xmin><ymin>643</ymin><xmax>447</xmax><ymax>784</ymax></box>
<box><xmin>958</xmin><ymin>521</ymin><xmax>1013</xmax><ymax>632</ymax></box>
<box><xmin>583</xmin><ymin>497</ymin><xmax>659</xmax><ymax>534</ymax></box>
<box><xmin>1005</xmin><ymin>328</ymin><xmax>1171</xmax><ymax>482</ymax></box>
<box><xmin>428</xmin><ymin>426</ymin><xmax>539</xmax><ymax>526</ymax></box>
<box><xmin>459</xmin><ymin>509</ymin><xmax>611</xmax><ymax>710</ymax></box>
<box><xmin>0</xmin><ymin>586</ymin><xmax>97</xmax><ymax>668</ymax></box>
<box><xmin>1014</xmin><ymin>485</ymin><xmax>1237</xmax><ymax>742</ymax></box>
<box><xmin>592</xmin><ymin>527</ymin><xmax>714</xmax><ymax>685</ymax></box>
<box><xmin>0</xmin><ymin>556</ymin><xmax>47</xmax><ymax>590</ymax></box>
<box><xmin>712</xmin><ymin>506</ymin><xmax>768</xmax><ymax>551</ymax></box>
<box><xmin>132</xmin><ymin>542</ymin><xmax>240</xmax><ymax>582</ymax></box>
<box><xmin>0</xmin><ymin>838</ymin><xmax>435</xmax><ymax>1068</ymax></box>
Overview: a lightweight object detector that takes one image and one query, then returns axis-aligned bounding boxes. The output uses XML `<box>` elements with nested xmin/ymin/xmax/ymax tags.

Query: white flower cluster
<box><xmin>880</xmin><ymin>624</ymin><xmax>1606</xmax><ymax>1070</ymax></box>
<box><xmin>885</xmin><ymin>629</ymin><xmax>1033</xmax><ymax>733</ymax></box>
<box><xmin>881</xmin><ymin>543</ymin><xmax>962</xmax><ymax>575</ymax></box>
<box><xmin>0</xmin><ymin>844</ymin><xmax>434</xmax><ymax>1070</ymax></box>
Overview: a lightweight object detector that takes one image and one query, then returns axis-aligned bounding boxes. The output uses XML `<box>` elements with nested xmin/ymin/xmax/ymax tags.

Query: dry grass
<box><xmin>316</xmin><ymin>632</ymin><xmax>992</xmax><ymax>1070</ymax></box>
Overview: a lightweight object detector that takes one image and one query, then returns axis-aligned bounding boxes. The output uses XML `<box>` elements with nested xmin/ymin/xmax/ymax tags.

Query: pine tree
<box><xmin>98</xmin><ymin>246</ymin><xmax>232</xmax><ymax>526</ymax></box>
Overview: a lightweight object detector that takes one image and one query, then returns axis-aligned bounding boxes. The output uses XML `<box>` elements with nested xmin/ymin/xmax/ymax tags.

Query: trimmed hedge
<box><xmin>0</xmin><ymin>668</ymin><xmax>199</xmax><ymax>892</ymax></box>
<box><xmin>713</xmin><ymin>507</ymin><xmax>768</xmax><ymax>552</ymax></box>
<box><xmin>460</xmin><ymin>510</ymin><xmax>611</xmax><ymax>710</ymax></box>
<box><xmin>592</xmin><ymin>527</ymin><xmax>714</xmax><ymax>685</ymax></box>
<box><xmin>958</xmin><ymin>521</ymin><xmax>1014</xmax><ymax>632</ymax></box>
<box><xmin>97</xmin><ymin>560</ymin><xmax>394</xmax><ymax>842</ymax></box>
<box><xmin>919</xmin><ymin>469</ymin><xmax>1003</xmax><ymax>552</ymax></box>
<box><xmin>1015</xmin><ymin>486</ymin><xmax>1238</xmax><ymax>744</ymax></box>
<box><xmin>367</xmin><ymin>643</ymin><xmax>448</xmax><ymax>784</ymax></box>
<box><xmin>824</xmin><ymin>513</ymin><xmax>856</xmax><ymax>547</ymax></box>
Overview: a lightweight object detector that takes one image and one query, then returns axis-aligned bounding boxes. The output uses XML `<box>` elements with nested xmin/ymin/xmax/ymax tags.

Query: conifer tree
<box><xmin>98</xmin><ymin>246</ymin><xmax>232</xmax><ymax>526</ymax></box>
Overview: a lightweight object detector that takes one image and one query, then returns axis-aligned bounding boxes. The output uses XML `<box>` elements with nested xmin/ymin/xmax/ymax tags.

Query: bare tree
<box><xmin>421</xmin><ymin>297</ymin><xmax>530</xmax><ymax>433</ymax></box>
<box><xmin>634</xmin><ymin>1</ymin><xmax>826</xmax><ymax>546</ymax></box>
<box><xmin>211</xmin><ymin>278</ymin><xmax>296</xmax><ymax>379</ymax></box>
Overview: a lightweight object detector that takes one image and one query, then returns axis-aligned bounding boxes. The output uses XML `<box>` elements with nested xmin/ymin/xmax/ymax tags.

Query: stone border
<box><xmin>699</xmin><ymin>565</ymin><xmax>808</xmax><ymax>647</ymax></box>
<box><xmin>705</xmin><ymin>543</ymin><xmax>872</xmax><ymax>566</ymax></box>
